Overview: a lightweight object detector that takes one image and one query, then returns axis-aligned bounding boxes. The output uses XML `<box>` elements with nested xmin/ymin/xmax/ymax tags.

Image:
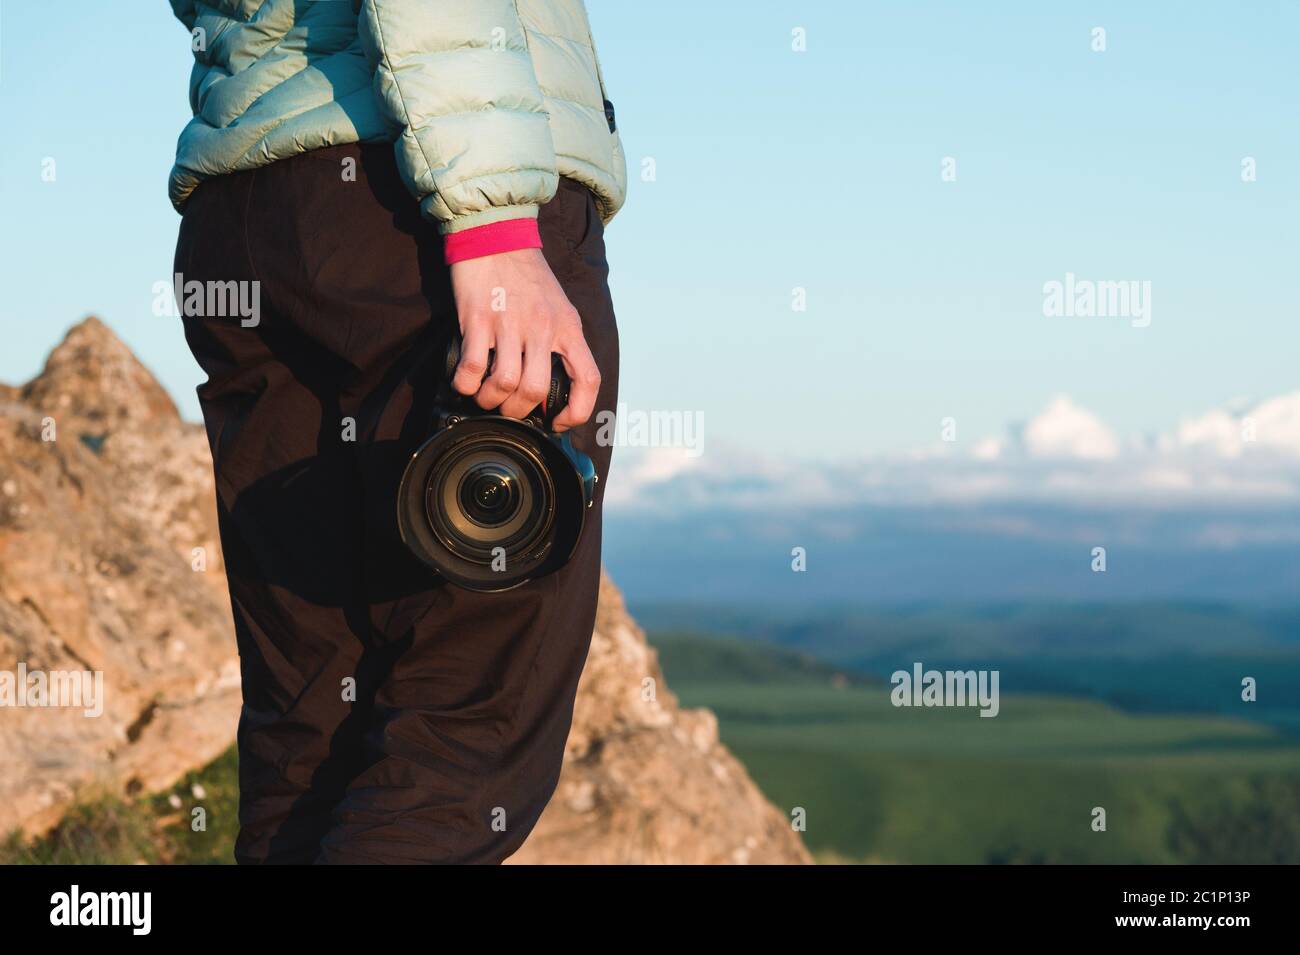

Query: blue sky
<box><xmin>1</xmin><ymin>1</ymin><xmax>1297</xmax><ymax>460</ymax></box>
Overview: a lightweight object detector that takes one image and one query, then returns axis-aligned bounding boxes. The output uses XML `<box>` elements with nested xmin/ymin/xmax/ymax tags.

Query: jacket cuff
<box><xmin>442</xmin><ymin>217</ymin><xmax>543</xmax><ymax>265</ymax></box>
<box><xmin>434</xmin><ymin>202</ymin><xmax>541</xmax><ymax>235</ymax></box>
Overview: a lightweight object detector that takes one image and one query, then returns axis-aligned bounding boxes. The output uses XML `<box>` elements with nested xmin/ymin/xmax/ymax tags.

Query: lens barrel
<box><xmin>397</xmin><ymin>416</ymin><xmax>592</xmax><ymax>591</ymax></box>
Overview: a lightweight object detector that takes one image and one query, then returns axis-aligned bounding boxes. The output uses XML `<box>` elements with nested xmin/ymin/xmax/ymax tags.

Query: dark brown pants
<box><xmin>174</xmin><ymin>145</ymin><xmax>618</xmax><ymax>864</ymax></box>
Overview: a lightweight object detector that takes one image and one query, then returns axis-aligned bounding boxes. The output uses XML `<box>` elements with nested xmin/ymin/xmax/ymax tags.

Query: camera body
<box><xmin>396</xmin><ymin>337</ymin><xmax>597</xmax><ymax>592</ymax></box>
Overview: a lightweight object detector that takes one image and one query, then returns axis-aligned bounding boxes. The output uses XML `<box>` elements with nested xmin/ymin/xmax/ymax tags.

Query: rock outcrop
<box><xmin>0</xmin><ymin>317</ymin><xmax>809</xmax><ymax>864</ymax></box>
<box><xmin>510</xmin><ymin>575</ymin><xmax>810</xmax><ymax>863</ymax></box>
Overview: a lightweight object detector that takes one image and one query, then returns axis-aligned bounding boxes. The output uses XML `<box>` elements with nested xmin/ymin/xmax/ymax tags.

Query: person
<box><xmin>167</xmin><ymin>0</ymin><xmax>625</xmax><ymax>864</ymax></box>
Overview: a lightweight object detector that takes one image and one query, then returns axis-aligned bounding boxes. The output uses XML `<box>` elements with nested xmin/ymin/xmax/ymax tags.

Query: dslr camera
<box><xmin>397</xmin><ymin>335</ymin><xmax>597</xmax><ymax>592</ymax></box>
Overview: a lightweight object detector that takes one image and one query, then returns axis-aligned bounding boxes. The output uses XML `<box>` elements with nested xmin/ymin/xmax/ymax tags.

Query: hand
<box><xmin>449</xmin><ymin>247</ymin><xmax>600</xmax><ymax>431</ymax></box>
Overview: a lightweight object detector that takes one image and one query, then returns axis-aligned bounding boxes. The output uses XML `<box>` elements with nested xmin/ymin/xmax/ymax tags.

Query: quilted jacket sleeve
<box><xmin>359</xmin><ymin>0</ymin><xmax>560</xmax><ymax>235</ymax></box>
<box><xmin>169</xmin><ymin>0</ymin><xmax>196</xmax><ymax>29</ymax></box>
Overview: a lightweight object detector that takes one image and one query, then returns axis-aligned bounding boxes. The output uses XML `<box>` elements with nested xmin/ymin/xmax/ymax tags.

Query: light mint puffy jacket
<box><xmin>168</xmin><ymin>0</ymin><xmax>626</xmax><ymax>234</ymax></box>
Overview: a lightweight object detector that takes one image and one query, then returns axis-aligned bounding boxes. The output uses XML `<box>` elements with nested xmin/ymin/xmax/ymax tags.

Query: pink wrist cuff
<box><xmin>443</xmin><ymin>218</ymin><xmax>543</xmax><ymax>265</ymax></box>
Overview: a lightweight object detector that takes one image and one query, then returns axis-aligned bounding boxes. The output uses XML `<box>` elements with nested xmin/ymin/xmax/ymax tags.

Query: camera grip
<box><xmin>444</xmin><ymin>334</ymin><xmax>571</xmax><ymax>425</ymax></box>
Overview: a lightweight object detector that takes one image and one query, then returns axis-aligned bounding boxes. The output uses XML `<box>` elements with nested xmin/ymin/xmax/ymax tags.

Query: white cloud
<box><xmin>1020</xmin><ymin>395</ymin><xmax>1120</xmax><ymax>460</ymax></box>
<box><xmin>970</xmin><ymin>437</ymin><xmax>1005</xmax><ymax>461</ymax></box>
<box><xmin>604</xmin><ymin>446</ymin><xmax>702</xmax><ymax>506</ymax></box>
<box><xmin>1173</xmin><ymin>390</ymin><xmax>1300</xmax><ymax>458</ymax></box>
<box><xmin>606</xmin><ymin>391</ymin><xmax>1300</xmax><ymax>513</ymax></box>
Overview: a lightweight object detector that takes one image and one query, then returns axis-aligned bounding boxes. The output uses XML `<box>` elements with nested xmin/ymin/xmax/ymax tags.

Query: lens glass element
<box><xmin>397</xmin><ymin>416</ymin><xmax>589</xmax><ymax>591</ymax></box>
<box><xmin>459</xmin><ymin>464</ymin><xmax>519</xmax><ymax>526</ymax></box>
<box><xmin>424</xmin><ymin>437</ymin><xmax>554</xmax><ymax>564</ymax></box>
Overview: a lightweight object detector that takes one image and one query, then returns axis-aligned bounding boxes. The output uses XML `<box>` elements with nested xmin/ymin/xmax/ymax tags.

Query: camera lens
<box><xmin>426</xmin><ymin>442</ymin><xmax>548</xmax><ymax>561</ymax></box>
<box><xmin>460</xmin><ymin>464</ymin><xmax>519</xmax><ymax>526</ymax></box>
<box><xmin>396</xmin><ymin>417</ymin><xmax>593</xmax><ymax>592</ymax></box>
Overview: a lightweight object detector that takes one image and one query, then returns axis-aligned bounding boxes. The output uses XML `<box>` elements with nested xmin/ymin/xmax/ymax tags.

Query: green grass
<box><xmin>8</xmin><ymin>633</ymin><xmax>1299</xmax><ymax>864</ymax></box>
<box><xmin>1</xmin><ymin>747</ymin><xmax>240</xmax><ymax>865</ymax></box>
<box><xmin>653</xmin><ymin>630</ymin><xmax>875</xmax><ymax>687</ymax></box>
<box><xmin>653</xmin><ymin>634</ymin><xmax>1300</xmax><ymax>864</ymax></box>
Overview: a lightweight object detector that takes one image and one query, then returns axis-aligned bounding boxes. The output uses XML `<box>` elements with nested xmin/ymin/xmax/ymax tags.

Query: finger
<box><xmin>551</xmin><ymin>334</ymin><xmax>601</xmax><ymax>431</ymax></box>
<box><xmin>500</xmin><ymin>334</ymin><xmax>553</xmax><ymax>420</ymax></box>
<box><xmin>453</xmin><ymin>324</ymin><xmax>492</xmax><ymax>396</ymax></box>
<box><xmin>475</xmin><ymin>328</ymin><xmax>521</xmax><ymax>410</ymax></box>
